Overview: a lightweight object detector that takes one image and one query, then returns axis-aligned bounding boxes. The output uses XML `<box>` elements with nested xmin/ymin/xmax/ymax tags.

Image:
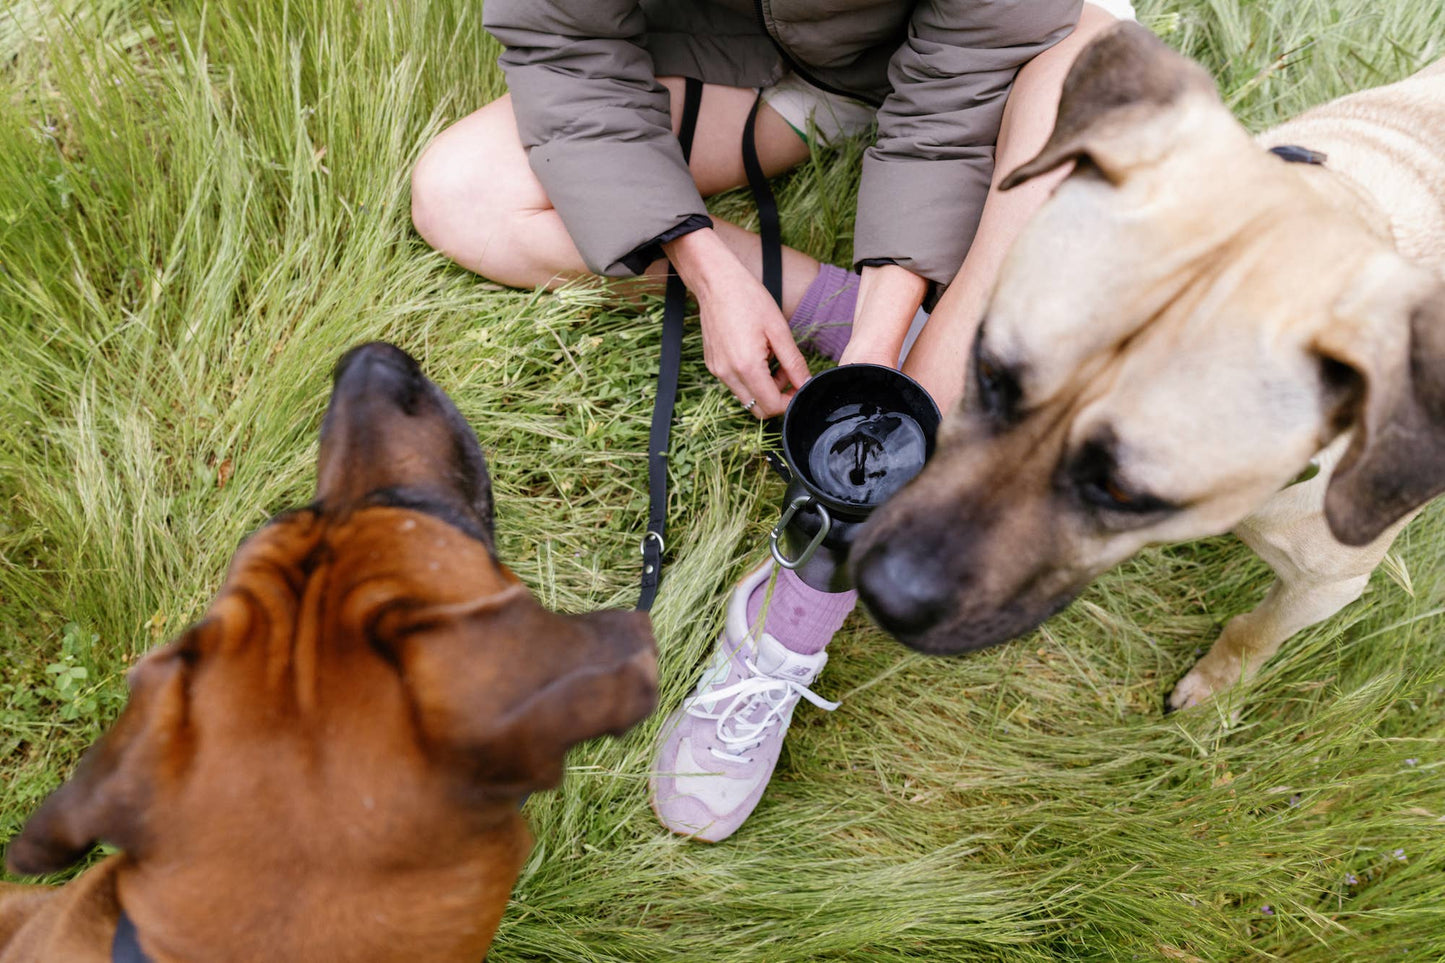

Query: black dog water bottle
<box><xmin>770</xmin><ymin>364</ymin><xmax>941</xmax><ymax>592</ymax></box>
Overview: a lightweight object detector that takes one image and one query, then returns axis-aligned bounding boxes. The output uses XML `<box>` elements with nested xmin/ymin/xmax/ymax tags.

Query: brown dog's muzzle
<box><xmin>317</xmin><ymin>341</ymin><xmax>496</xmax><ymax>543</ymax></box>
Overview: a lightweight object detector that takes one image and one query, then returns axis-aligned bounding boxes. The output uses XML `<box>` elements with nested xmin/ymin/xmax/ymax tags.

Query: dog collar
<box><xmin>1269</xmin><ymin>144</ymin><xmax>1327</xmax><ymax>166</ymax></box>
<box><xmin>113</xmin><ymin>908</ymin><xmax>154</xmax><ymax>963</ymax></box>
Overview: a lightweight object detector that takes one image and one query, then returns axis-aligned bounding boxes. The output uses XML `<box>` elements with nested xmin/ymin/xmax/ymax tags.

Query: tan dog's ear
<box><xmin>388</xmin><ymin>594</ymin><xmax>656</xmax><ymax>796</ymax></box>
<box><xmin>1000</xmin><ymin>22</ymin><xmax>1218</xmax><ymax>190</ymax></box>
<box><xmin>6</xmin><ymin>643</ymin><xmax>191</xmax><ymax>875</ymax></box>
<box><xmin>1317</xmin><ymin>255</ymin><xmax>1445</xmax><ymax>546</ymax></box>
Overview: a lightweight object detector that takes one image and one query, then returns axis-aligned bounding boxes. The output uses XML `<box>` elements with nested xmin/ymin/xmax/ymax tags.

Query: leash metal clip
<box><xmin>640</xmin><ymin>531</ymin><xmax>665</xmax><ymax>571</ymax></box>
<box><xmin>769</xmin><ymin>493</ymin><xmax>831</xmax><ymax>570</ymax></box>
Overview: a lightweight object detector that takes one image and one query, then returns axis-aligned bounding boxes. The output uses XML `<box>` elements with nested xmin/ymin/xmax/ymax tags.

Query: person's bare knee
<box><xmin>411</xmin><ymin>96</ymin><xmax>547</xmax><ymax>277</ymax></box>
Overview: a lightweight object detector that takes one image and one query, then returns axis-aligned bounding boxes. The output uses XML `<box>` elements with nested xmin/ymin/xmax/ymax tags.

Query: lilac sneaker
<box><xmin>650</xmin><ymin>562</ymin><xmax>839</xmax><ymax>842</ymax></box>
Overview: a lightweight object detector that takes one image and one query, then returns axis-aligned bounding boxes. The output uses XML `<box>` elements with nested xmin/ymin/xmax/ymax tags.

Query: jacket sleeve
<box><xmin>853</xmin><ymin>0</ymin><xmax>1083</xmax><ymax>286</ymax></box>
<box><xmin>483</xmin><ymin>0</ymin><xmax>709</xmax><ymax>277</ymax></box>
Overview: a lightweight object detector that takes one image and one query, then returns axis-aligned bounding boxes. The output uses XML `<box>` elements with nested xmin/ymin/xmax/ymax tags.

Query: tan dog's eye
<box><xmin>1079</xmin><ymin>472</ymin><xmax>1169</xmax><ymax>515</ymax></box>
<box><xmin>1103</xmin><ymin>478</ymin><xmax>1134</xmax><ymax>505</ymax></box>
<box><xmin>1070</xmin><ymin>437</ymin><xmax>1175</xmax><ymax>517</ymax></box>
<box><xmin>971</xmin><ymin>338</ymin><xmax>1022</xmax><ymax>423</ymax></box>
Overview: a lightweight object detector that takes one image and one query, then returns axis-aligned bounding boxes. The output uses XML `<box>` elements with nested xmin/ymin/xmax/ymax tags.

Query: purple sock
<box><xmin>790</xmin><ymin>264</ymin><xmax>858</xmax><ymax>362</ymax></box>
<box><xmin>745</xmin><ymin>566</ymin><xmax>856</xmax><ymax>656</ymax></box>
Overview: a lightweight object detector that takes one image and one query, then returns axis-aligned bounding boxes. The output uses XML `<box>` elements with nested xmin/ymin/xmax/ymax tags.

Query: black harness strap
<box><xmin>638</xmin><ymin>76</ymin><xmax>704</xmax><ymax>613</ymax></box>
<box><xmin>112</xmin><ymin>908</ymin><xmax>152</xmax><ymax>963</ymax></box>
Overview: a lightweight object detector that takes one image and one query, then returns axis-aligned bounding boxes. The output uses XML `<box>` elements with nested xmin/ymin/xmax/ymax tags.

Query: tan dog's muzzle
<box><xmin>852</xmin><ymin>418</ymin><xmax>1088</xmax><ymax>654</ymax></box>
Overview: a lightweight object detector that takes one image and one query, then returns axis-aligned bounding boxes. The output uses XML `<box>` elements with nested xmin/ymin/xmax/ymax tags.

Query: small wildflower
<box><xmin>1288</xmin><ymin>794</ymin><xmax>1301</xmax><ymax>807</ymax></box>
<box><xmin>1405</xmin><ymin>758</ymin><xmax>1418</xmax><ymax>766</ymax></box>
<box><xmin>1345</xmin><ymin>873</ymin><xmax>1359</xmax><ymax>886</ymax></box>
<box><xmin>1394</xmin><ymin>849</ymin><xmax>1407</xmax><ymax>862</ymax></box>
<box><xmin>1261</xmin><ymin>905</ymin><xmax>1274</xmax><ymax>916</ymax></box>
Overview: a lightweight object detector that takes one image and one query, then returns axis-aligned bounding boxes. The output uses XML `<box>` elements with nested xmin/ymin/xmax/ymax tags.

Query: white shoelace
<box><xmin>686</xmin><ymin>657</ymin><xmax>840</xmax><ymax>764</ymax></box>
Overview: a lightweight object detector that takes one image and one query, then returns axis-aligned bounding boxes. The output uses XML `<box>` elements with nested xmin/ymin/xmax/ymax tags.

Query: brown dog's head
<box><xmin>6</xmin><ymin>343</ymin><xmax>656</xmax><ymax>955</ymax></box>
<box><xmin>853</xmin><ymin>24</ymin><xmax>1445</xmax><ymax>655</ymax></box>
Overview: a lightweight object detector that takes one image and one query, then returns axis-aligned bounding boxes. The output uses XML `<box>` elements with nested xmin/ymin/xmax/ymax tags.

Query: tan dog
<box><xmin>0</xmin><ymin>342</ymin><xmax>657</xmax><ymax>961</ymax></box>
<box><xmin>851</xmin><ymin>23</ymin><xmax>1445</xmax><ymax>711</ymax></box>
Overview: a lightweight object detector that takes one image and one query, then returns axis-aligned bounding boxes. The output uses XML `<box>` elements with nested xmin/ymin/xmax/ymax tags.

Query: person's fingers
<box><xmin>769</xmin><ymin>327</ymin><xmax>812</xmax><ymax>393</ymax></box>
<box><xmin>710</xmin><ymin>354</ymin><xmax>772</xmax><ymax>416</ymax></box>
<box><xmin>738</xmin><ymin>355</ymin><xmax>787</xmax><ymax>419</ymax></box>
<box><xmin>702</xmin><ymin>347</ymin><xmax>752</xmax><ymax>408</ymax></box>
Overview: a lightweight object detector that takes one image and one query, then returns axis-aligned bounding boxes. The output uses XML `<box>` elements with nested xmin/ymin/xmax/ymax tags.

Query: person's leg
<box><xmin>651</xmin><ymin>2</ymin><xmax>1132</xmax><ymax>843</ymax></box>
<box><xmin>410</xmin><ymin>79</ymin><xmax>824</xmax><ymax>318</ymax></box>
<box><xmin>902</xmin><ymin>2</ymin><xmax>1126</xmax><ymax>411</ymax></box>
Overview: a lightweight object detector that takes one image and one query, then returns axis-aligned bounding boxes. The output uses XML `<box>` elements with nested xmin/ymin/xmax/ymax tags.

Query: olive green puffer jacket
<box><xmin>483</xmin><ymin>0</ymin><xmax>1082</xmax><ymax>286</ymax></box>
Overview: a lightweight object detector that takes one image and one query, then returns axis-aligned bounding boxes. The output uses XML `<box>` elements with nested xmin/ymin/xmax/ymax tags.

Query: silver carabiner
<box><xmin>769</xmin><ymin>494</ymin><xmax>832</xmax><ymax>570</ymax></box>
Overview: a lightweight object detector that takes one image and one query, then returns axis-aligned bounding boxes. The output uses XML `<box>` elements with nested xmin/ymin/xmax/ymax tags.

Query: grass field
<box><xmin>2</xmin><ymin>0</ymin><xmax>1444</xmax><ymax>959</ymax></box>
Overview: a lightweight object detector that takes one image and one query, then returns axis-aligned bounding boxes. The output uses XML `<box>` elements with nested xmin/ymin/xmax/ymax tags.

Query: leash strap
<box><xmin>638</xmin><ymin>75</ymin><xmax>703</xmax><ymax>613</ymax></box>
<box><xmin>638</xmin><ymin>84</ymin><xmax>792</xmax><ymax>609</ymax></box>
<box><xmin>112</xmin><ymin>909</ymin><xmax>153</xmax><ymax>963</ymax></box>
<box><xmin>742</xmin><ymin>91</ymin><xmax>783</xmax><ymax>308</ymax></box>
<box><xmin>742</xmin><ymin>91</ymin><xmax>794</xmax><ymax>482</ymax></box>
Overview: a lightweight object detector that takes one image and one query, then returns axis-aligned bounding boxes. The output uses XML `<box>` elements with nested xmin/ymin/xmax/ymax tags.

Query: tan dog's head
<box><xmin>853</xmin><ymin>24</ymin><xmax>1445</xmax><ymax>655</ymax></box>
<box><xmin>5</xmin><ymin>343</ymin><xmax>656</xmax><ymax>956</ymax></box>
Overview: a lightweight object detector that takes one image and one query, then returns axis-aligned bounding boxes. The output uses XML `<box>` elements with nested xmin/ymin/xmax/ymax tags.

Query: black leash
<box><xmin>741</xmin><ymin>92</ymin><xmax>795</xmax><ymax>483</ymax></box>
<box><xmin>637</xmin><ymin>84</ymin><xmax>791</xmax><ymax>610</ymax></box>
<box><xmin>742</xmin><ymin>92</ymin><xmax>783</xmax><ymax>307</ymax></box>
<box><xmin>638</xmin><ymin>76</ymin><xmax>704</xmax><ymax>612</ymax></box>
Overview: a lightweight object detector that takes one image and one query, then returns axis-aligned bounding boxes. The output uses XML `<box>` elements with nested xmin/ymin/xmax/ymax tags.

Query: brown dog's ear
<box><xmin>5</xmin><ymin>645</ymin><xmax>190</xmax><ymax>876</ymax></box>
<box><xmin>1000</xmin><ymin>22</ymin><xmax>1218</xmax><ymax>190</ymax></box>
<box><xmin>389</xmin><ymin>594</ymin><xmax>656</xmax><ymax>796</ymax></box>
<box><xmin>1317</xmin><ymin>255</ymin><xmax>1445</xmax><ymax>546</ymax></box>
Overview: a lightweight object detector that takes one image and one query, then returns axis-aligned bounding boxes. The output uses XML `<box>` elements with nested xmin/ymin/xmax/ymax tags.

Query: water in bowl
<box><xmin>806</xmin><ymin>403</ymin><xmax>928</xmax><ymax>507</ymax></box>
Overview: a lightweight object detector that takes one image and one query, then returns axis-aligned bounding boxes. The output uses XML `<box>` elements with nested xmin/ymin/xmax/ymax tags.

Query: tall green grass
<box><xmin>2</xmin><ymin>0</ymin><xmax>1443</xmax><ymax>959</ymax></box>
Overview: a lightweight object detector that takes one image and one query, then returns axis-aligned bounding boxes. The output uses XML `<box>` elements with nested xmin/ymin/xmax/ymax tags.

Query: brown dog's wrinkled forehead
<box><xmin>215</xmin><ymin>502</ymin><xmax>520</xmax><ymax>626</ymax></box>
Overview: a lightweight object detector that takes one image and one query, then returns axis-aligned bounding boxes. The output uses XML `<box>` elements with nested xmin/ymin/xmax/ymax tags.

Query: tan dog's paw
<box><xmin>1166</xmin><ymin>651</ymin><xmax>1244</xmax><ymax>713</ymax></box>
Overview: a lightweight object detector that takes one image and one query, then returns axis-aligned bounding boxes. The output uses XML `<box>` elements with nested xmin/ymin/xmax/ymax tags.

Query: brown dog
<box><xmin>0</xmin><ymin>342</ymin><xmax>657</xmax><ymax>961</ymax></box>
<box><xmin>852</xmin><ymin>24</ymin><xmax>1445</xmax><ymax>710</ymax></box>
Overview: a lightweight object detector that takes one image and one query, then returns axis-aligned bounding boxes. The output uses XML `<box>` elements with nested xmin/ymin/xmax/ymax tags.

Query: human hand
<box><xmin>664</xmin><ymin>229</ymin><xmax>810</xmax><ymax>419</ymax></box>
<box><xmin>838</xmin><ymin>264</ymin><xmax>929</xmax><ymax>369</ymax></box>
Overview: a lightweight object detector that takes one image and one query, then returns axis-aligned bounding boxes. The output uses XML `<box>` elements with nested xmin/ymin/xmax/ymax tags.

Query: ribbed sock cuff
<box><xmin>746</xmin><ymin>565</ymin><xmax>857</xmax><ymax>656</ymax></box>
<box><xmin>789</xmin><ymin>263</ymin><xmax>858</xmax><ymax>362</ymax></box>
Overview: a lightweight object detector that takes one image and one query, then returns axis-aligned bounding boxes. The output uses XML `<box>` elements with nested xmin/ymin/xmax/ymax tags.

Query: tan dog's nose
<box><xmin>853</xmin><ymin>537</ymin><xmax>953</xmax><ymax>643</ymax></box>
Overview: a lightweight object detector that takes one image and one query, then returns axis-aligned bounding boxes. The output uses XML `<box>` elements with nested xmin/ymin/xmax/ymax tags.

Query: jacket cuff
<box><xmin>528</xmin><ymin>139</ymin><xmax>710</xmax><ymax>278</ymax></box>
<box><xmin>618</xmin><ymin>214</ymin><xmax>715</xmax><ymax>276</ymax></box>
<box><xmin>853</xmin><ymin>154</ymin><xmax>993</xmax><ymax>288</ymax></box>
